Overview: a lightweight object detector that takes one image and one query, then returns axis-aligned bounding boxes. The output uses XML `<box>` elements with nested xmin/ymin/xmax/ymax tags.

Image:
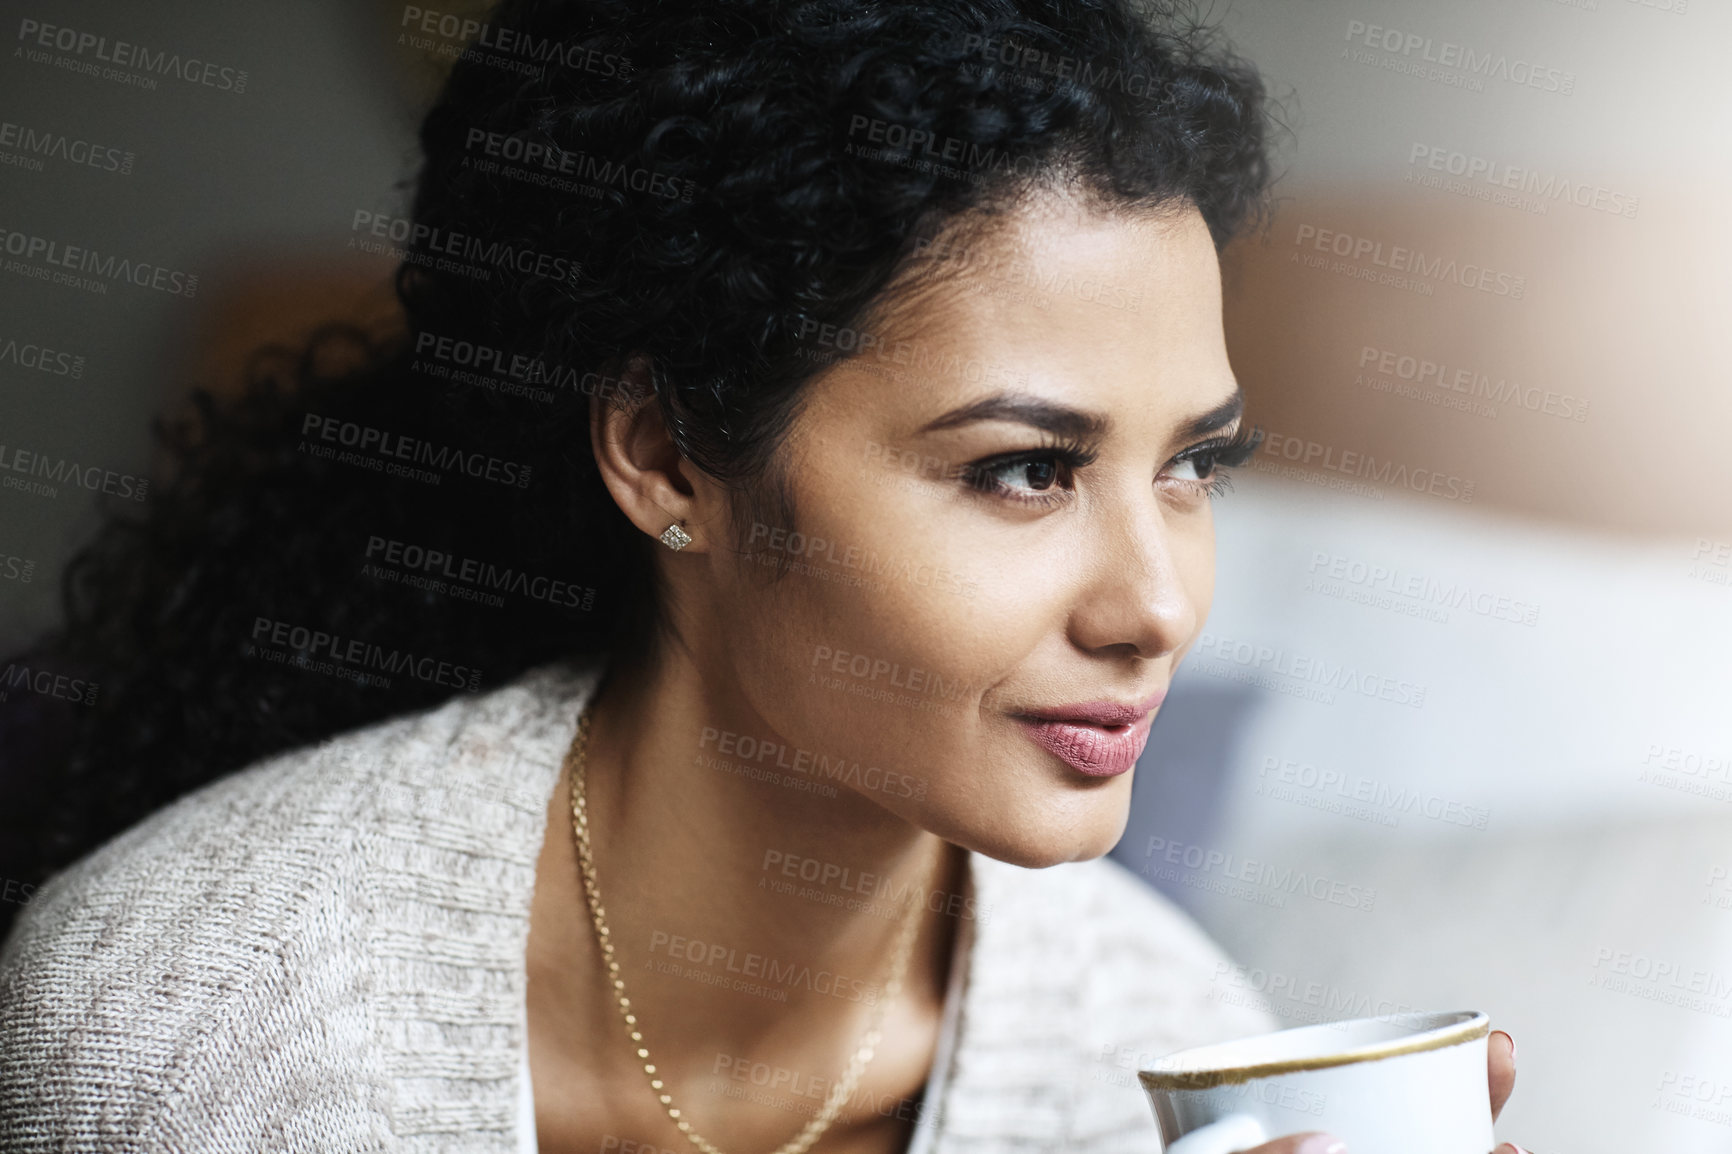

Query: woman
<box><xmin>0</xmin><ymin>0</ymin><xmax>1525</xmax><ymax>1150</ymax></box>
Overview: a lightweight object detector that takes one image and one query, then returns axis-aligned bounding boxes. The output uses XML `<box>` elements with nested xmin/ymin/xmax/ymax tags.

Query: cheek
<box><xmin>698</xmin><ymin>488</ymin><xmax>1190</xmax><ymax>863</ymax></box>
<box><xmin>742</xmin><ymin>550</ymin><xmax>1005</xmax><ymax>728</ymax></box>
<box><xmin>710</xmin><ymin>495</ymin><xmax>1039</xmax><ymax>783</ymax></box>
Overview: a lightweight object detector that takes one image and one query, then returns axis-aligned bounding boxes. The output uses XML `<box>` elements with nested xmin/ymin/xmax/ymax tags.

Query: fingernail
<box><xmin>1493</xmin><ymin>1029</ymin><xmax>1517</xmax><ymax>1064</ymax></box>
<box><xmin>1296</xmin><ymin>1136</ymin><xmax>1348</xmax><ymax>1154</ymax></box>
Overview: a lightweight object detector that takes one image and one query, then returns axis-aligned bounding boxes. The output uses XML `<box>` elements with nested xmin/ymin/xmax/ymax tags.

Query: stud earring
<box><xmin>659</xmin><ymin>523</ymin><xmax>693</xmax><ymax>551</ymax></box>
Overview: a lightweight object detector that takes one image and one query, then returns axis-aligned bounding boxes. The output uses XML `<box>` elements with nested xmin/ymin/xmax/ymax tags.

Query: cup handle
<box><xmin>1163</xmin><ymin>1114</ymin><xmax>1269</xmax><ymax>1154</ymax></box>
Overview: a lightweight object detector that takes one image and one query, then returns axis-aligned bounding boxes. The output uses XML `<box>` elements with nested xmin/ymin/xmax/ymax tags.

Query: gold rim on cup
<box><xmin>1137</xmin><ymin>1011</ymin><xmax>1490</xmax><ymax>1091</ymax></box>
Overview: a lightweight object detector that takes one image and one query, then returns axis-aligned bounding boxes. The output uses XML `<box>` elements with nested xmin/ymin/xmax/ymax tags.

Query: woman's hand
<box><xmin>1231</xmin><ymin>1029</ymin><xmax>1531</xmax><ymax>1154</ymax></box>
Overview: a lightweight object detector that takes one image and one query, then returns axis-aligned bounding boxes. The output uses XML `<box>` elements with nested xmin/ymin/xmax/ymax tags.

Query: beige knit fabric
<box><xmin>0</xmin><ymin>658</ymin><xmax>1273</xmax><ymax>1152</ymax></box>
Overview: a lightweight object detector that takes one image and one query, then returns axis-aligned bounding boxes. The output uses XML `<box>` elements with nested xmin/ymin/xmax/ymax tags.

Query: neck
<box><xmin>527</xmin><ymin>641</ymin><xmax>965</xmax><ymax>1132</ymax></box>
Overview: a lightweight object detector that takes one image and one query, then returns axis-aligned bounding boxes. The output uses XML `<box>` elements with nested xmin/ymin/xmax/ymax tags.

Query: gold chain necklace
<box><xmin>563</xmin><ymin>706</ymin><xmax>928</xmax><ymax>1154</ymax></box>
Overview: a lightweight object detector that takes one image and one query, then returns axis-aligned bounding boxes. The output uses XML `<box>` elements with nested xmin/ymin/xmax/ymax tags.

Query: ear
<box><xmin>588</xmin><ymin>355</ymin><xmax>714</xmax><ymax>553</ymax></box>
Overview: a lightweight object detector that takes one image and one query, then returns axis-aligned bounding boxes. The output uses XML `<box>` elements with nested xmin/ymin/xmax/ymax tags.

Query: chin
<box><xmin>977</xmin><ymin>840</ymin><xmax>1115</xmax><ymax>871</ymax></box>
<box><xmin>930</xmin><ymin>784</ymin><xmax>1133</xmax><ymax>871</ymax></box>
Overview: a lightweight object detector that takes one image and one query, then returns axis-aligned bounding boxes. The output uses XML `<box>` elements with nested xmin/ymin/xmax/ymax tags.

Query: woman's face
<box><xmin>686</xmin><ymin>200</ymin><xmax>1243</xmax><ymax>868</ymax></box>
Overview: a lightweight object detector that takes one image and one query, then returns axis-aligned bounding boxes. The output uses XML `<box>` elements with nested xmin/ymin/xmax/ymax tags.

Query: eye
<box><xmin>1162</xmin><ymin>425</ymin><xmax>1261</xmax><ymax>500</ymax></box>
<box><xmin>1166</xmin><ymin>449</ymin><xmax>1232</xmax><ymax>489</ymax></box>
<box><xmin>979</xmin><ymin>454</ymin><xmax>1065</xmax><ymax>494</ymax></box>
<box><xmin>1167</xmin><ymin>453</ymin><xmax>1215</xmax><ymax>484</ymax></box>
<box><xmin>960</xmin><ymin>440</ymin><xmax>1096</xmax><ymax>507</ymax></box>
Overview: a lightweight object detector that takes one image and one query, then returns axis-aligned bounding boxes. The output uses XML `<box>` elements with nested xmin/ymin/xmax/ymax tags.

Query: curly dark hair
<box><xmin>0</xmin><ymin>0</ymin><xmax>1278</xmax><ymax>936</ymax></box>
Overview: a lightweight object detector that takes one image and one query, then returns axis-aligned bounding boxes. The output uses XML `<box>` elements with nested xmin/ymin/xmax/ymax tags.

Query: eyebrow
<box><xmin>917</xmin><ymin>387</ymin><xmax>1243</xmax><ymax>443</ymax></box>
<box><xmin>1176</xmin><ymin>389</ymin><xmax>1244</xmax><ymax>442</ymax></box>
<box><xmin>918</xmin><ymin>393</ymin><xmax>1106</xmax><ymax>440</ymax></box>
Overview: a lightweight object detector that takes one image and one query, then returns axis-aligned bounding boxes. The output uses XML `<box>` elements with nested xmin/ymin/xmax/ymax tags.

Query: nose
<box><xmin>1066</xmin><ymin>499</ymin><xmax>1206</xmax><ymax>661</ymax></box>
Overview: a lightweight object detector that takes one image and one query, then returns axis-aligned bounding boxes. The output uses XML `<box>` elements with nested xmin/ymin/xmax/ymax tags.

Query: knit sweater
<box><xmin>0</xmin><ymin>659</ymin><xmax>1274</xmax><ymax>1153</ymax></box>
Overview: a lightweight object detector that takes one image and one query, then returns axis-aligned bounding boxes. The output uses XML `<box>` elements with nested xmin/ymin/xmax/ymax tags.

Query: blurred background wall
<box><xmin>2</xmin><ymin>0</ymin><xmax>1729</xmax><ymax>1148</ymax></box>
<box><xmin>1110</xmin><ymin>0</ymin><xmax>1732</xmax><ymax>1149</ymax></box>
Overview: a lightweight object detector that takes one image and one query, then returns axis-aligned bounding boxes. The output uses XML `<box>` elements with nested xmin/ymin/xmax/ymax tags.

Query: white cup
<box><xmin>1138</xmin><ymin>1010</ymin><xmax>1495</xmax><ymax>1154</ymax></box>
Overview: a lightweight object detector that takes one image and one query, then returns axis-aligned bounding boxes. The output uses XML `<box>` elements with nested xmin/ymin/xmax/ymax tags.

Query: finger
<box><xmin>1243</xmin><ymin>1134</ymin><xmax>1347</xmax><ymax>1154</ymax></box>
<box><xmin>1487</xmin><ymin>1029</ymin><xmax>1517</xmax><ymax>1121</ymax></box>
<box><xmin>1493</xmin><ymin>1145</ymin><xmax>1533</xmax><ymax>1154</ymax></box>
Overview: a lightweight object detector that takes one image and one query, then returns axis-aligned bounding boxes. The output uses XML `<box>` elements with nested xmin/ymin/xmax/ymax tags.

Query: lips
<box><xmin>1014</xmin><ymin>691</ymin><xmax>1165</xmax><ymax>777</ymax></box>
